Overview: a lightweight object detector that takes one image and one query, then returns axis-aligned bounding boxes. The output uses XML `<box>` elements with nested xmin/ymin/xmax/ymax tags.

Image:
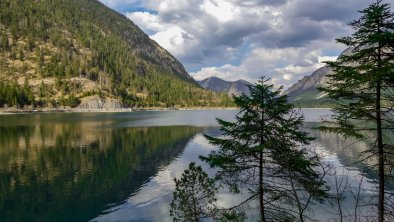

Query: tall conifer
<box><xmin>319</xmin><ymin>1</ymin><xmax>394</xmax><ymax>221</ymax></box>
<box><xmin>203</xmin><ymin>77</ymin><xmax>328</xmax><ymax>221</ymax></box>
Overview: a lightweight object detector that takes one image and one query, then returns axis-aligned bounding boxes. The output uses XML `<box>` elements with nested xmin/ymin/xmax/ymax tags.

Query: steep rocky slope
<box><xmin>0</xmin><ymin>0</ymin><xmax>231</xmax><ymax>109</ymax></box>
<box><xmin>284</xmin><ymin>48</ymin><xmax>352</xmax><ymax>107</ymax></box>
<box><xmin>284</xmin><ymin>66</ymin><xmax>331</xmax><ymax>105</ymax></box>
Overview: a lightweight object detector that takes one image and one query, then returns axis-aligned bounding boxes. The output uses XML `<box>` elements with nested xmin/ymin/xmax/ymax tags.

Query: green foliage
<box><xmin>215</xmin><ymin>210</ymin><xmax>246</xmax><ymax>222</ymax></box>
<box><xmin>170</xmin><ymin>162</ymin><xmax>218</xmax><ymax>222</ymax></box>
<box><xmin>18</xmin><ymin>46</ymin><xmax>24</xmax><ymax>61</ymax></box>
<box><xmin>318</xmin><ymin>1</ymin><xmax>394</xmax><ymax>220</ymax></box>
<box><xmin>60</xmin><ymin>94</ymin><xmax>81</xmax><ymax>108</ymax></box>
<box><xmin>1</xmin><ymin>32</ymin><xmax>9</xmax><ymax>51</ymax></box>
<box><xmin>202</xmin><ymin>77</ymin><xmax>328</xmax><ymax>221</ymax></box>
<box><xmin>0</xmin><ymin>80</ymin><xmax>34</xmax><ymax>108</ymax></box>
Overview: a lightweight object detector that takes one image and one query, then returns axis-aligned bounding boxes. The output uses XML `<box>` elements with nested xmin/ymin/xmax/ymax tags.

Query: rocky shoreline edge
<box><xmin>0</xmin><ymin>95</ymin><xmax>238</xmax><ymax>114</ymax></box>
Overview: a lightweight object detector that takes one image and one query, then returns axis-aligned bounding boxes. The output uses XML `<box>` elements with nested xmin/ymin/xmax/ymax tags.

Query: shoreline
<box><xmin>0</xmin><ymin>107</ymin><xmax>333</xmax><ymax>115</ymax></box>
<box><xmin>0</xmin><ymin>107</ymin><xmax>239</xmax><ymax>115</ymax></box>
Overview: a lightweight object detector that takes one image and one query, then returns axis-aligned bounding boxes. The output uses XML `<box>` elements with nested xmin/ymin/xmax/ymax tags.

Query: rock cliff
<box><xmin>77</xmin><ymin>96</ymin><xmax>124</xmax><ymax>109</ymax></box>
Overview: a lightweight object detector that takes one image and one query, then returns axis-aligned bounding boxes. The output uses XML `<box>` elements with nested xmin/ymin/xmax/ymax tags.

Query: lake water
<box><xmin>0</xmin><ymin>109</ymin><xmax>391</xmax><ymax>221</ymax></box>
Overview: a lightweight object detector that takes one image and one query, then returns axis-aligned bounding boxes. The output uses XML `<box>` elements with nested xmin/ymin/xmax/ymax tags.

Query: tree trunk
<box><xmin>376</xmin><ymin>80</ymin><xmax>384</xmax><ymax>222</ymax></box>
<box><xmin>259</xmin><ymin>92</ymin><xmax>266</xmax><ymax>222</ymax></box>
<box><xmin>259</xmin><ymin>151</ymin><xmax>265</xmax><ymax>222</ymax></box>
<box><xmin>376</xmin><ymin>16</ymin><xmax>384</xmax><ymax>220</ymax></box>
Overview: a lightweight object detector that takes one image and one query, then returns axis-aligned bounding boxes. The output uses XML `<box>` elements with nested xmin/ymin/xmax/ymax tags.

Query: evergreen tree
<box><xmin>202</xmin><ymin>77</ymin><xmax>328</xmax><ymax>221</ymax></box>
<box><xmin>319</xmin><ymin>1</ymin><xmax>394</xmax><ymax>221</ymax></box>
<box><xmin>1</xmin><ymin>33</ymin><xmax>9</xmax><ymax>51</ymax></box>
<box><xmin>18</xmin><ymin>46</ymin><xmax>24</xmax><ymax>61</ymax></box>
<box><xmin>170</xmin><ymin>162</ymin><xmax>218</xmax><ymax>222</ymax></box>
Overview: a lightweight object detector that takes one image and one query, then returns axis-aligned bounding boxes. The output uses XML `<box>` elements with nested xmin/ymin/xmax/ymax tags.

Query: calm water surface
<box><xmin>0</xmin><ymin>109</ymin><xmax>390</xmax><ymax>221</ymax></box>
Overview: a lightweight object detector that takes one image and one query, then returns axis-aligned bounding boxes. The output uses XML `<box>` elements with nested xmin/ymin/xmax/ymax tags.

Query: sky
<box><xmin>98</xmin><ymin>0</ymin><xmax>376</xmax><ymax>88</ymax></box>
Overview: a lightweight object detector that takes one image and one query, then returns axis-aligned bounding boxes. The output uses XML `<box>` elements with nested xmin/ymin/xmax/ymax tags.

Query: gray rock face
<box><xmin>77</xmin><ymin>95</ymin><xmax>124</xmax><ymax>109</ymax></box>
<box><xmin>284</xmin><ymin>66</ymin><xmax>331</xmax><ymax>101</ymax></box>
<box><xmin>198</xmin><ymin>77</ymin><xmax>252</xmax><ymax>96</ymax></box>
<box><xmin>284</xmin><ymin>48</ymin><xmax>352</xmax><ymax>103</ymax></box>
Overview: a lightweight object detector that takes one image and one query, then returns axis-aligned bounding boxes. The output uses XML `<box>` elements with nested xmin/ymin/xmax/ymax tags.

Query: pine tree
<box><xmin>202</xmin><ymin>77</ymin><xmax>328</xmax><ymax>221</ymax></box>
<box><xmin>170</xmin><ymin>162</ymin><xmax>218</xmax><ymax>222</ymax></box>
<box><xmin>18</xmin><ymin>46</ymin><xmax>24</xmax><ymax>61</ymax></box>
<box><xmin>319</xmin><ymin>1</ymin><xmax>394</xmax><ymax>221</ymax></box>
<box><xmin>1</xmin><ymin>33</ymin><xmax>9</xmax><ymax>51</ymax></box>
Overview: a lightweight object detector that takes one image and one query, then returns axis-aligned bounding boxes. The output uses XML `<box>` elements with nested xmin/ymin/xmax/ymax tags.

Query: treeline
<box><xmin>0</xmin><ymin>80</ymin><xmax>82</xmax><ymax>108</ymax></box>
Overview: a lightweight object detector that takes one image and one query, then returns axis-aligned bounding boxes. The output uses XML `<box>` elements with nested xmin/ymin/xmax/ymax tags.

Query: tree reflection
<box><xmin>0</xmin><ymin>123</ymin><xmax>200</xmax><ymax>222</ymax></box>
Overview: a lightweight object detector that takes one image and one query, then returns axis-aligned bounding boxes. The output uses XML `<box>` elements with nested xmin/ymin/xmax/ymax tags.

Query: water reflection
<box><xmin>0</xmin><ymin>117</ymin><xmax>201</xmax><ymax>222</ymax></box>
<box><xmin>0</xmin><ymin>110</ymin><xmax>392</xmax><ymax>222</ymax></box>
<box><xmin>92</xmin><ymin>123</ymin><xmax>392</xmax><ymax>222</ymax></box>
<box><xmin>305</xmin><ymin>123</ymin><xmax>394</xmax><ymax>221</ymax></box>
<box><xmin>306</xmin><ymin>123</ymin><xmax>394</xmax><ymax>187</ymax></box>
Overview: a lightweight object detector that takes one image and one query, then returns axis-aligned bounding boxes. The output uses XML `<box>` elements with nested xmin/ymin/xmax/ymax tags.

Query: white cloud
<box><xmin>191</xmin><ymin>64</ymin><xmax>244</xmax><ymax>82</ymax></box>
<box><xmin>202</xmin><ymin>0</ymin><xmax>238</xmax><ymax>22</ymax></box>
<box><xmin>125</xmin><ymin>11</ymin><xmax>165</xmax><ymax>32</ymax></box>
<box><xmin>150</xmin><ymin>26</ymin><xmax>189</xmax><ymax>54</ymax></box>
<box><xmin>318</xmin><ymin>56</ymin><xmax>338</xmax><ymax>63</ymax></box>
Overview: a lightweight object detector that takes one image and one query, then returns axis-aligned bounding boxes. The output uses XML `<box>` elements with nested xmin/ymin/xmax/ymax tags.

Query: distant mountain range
<box><xmin>198</xmin><ymin>77</ymin><xmax>252</xmax><ymax>97</ymax></box>
<box><xmin>284</xmin><ymin>48</ymin><xmax>352</xmax><ymax>107</ymax></box>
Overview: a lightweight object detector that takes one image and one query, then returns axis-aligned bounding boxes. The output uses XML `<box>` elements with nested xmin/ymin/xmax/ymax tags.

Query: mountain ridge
<box><xmin>284</xmin><ymin>48</ymin><xmax>352</xmax><ymax>107</ymax></box>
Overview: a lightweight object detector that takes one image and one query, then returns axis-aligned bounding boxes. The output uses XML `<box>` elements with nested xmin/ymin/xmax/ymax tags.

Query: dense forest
<box><xmin>0</xmin><ymin>0</ymin><xmax>232</xmax><ymax>108</ymax></box>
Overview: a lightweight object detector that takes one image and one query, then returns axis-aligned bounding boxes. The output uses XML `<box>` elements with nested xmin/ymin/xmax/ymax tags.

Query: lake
<box><xmin>0</xmin><ymin>109</ymin><xmax>391</xmax><ymax>221</ymax></box>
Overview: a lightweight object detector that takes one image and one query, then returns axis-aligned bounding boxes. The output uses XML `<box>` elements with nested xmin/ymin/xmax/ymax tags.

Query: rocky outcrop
<box><xmin>77</xmin><ymin>95</ymin><xmax>125</xmax><ymax>110</ymax></box>
<box><xmin>198</xmin><ymin>77</ymin><xmax>252</xmax><ymax>96</ymax></box>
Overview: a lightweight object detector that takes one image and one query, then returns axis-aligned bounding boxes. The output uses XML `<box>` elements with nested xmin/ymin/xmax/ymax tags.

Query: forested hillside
<box><xmin>0</xmin><ymin>0</ymin><xmax>232</xmax><ymax>108</ymax></box>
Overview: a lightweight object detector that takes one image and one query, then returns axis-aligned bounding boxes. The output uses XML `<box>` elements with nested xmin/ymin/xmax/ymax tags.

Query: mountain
<box><xmin>284</xmin><ymin>48</ymin><xmax>352</xmax><ymax>107</ymax></box>
<box><xmin>198</xmin><ymin>77</ymin><xmax>252</xmax><ymax>97</ymax></box>
<box><xmin>283</xmin><ymin>66</ymin><xmax>332</xmax><ymax>107</ymax></box>
<box><xmin>0</xmin><ymin>0</ymin><xmax>231</xmax><ymax>109</ymax></box>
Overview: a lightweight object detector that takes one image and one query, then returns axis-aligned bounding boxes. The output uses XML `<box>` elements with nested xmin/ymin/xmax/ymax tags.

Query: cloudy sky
<box><xmin>98</xmin><ymin>0</ymin><xmax>375</xmax><ymax>88</ymax></box>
